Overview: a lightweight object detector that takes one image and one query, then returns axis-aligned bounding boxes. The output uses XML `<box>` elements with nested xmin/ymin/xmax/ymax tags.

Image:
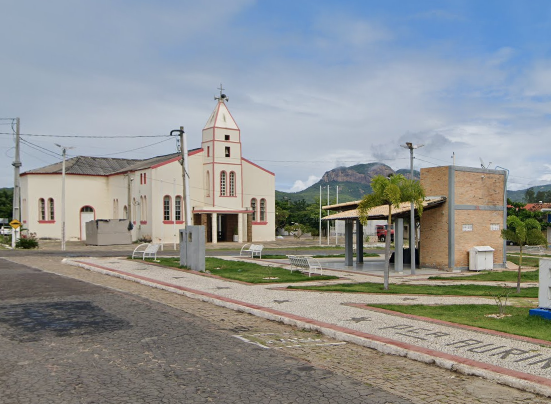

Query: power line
<box><xmin>0</xmin><ymin>132</ymin><xmax>171</xmax><ymax>138</ymax></box>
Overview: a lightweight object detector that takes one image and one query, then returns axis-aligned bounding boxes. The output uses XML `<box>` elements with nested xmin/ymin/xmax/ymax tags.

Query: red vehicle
<box><xmin>376</xmin><ymin>224</ymin><xmax>394</xmax><ymax>242</ymax></box>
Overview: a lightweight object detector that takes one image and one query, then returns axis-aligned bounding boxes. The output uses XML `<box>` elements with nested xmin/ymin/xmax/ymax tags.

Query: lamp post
<box><xmin>401</xmin><ymin>142</ymin><xmax>423</xmax><ymax>274</ymax></box>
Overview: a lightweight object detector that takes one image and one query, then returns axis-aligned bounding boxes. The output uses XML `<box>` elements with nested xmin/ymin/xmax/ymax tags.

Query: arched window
<box><xmin>163</xmin><ymin>195</ymin><xmax>171</xmax><ymax>221</ymax></box>
<box><xmin>38</xmin><ymin>198</ymin><xmax>45</xmax><ymax>221</ymax></box>
<box><xmin>132</xmin><ymin>197</ymin><xmax>136</xmax><ymax>222</ymax></box>
<box><xmin>143</xmin><ymin>196</ymin><xmax>147</xmax><ymax>221</ymax></box>
<box><xmin>205</xmin><ymin>171</ymin><xmax>211</xmax><ymax>197</ymax></box>
<box><xmin>175</xmin><ymin>196</ymin><xmax>182</xmax><ymax>221</ymax></box>
<box><xmin>220</xmin><ymin>171</ymin><xmax>227</xmax><ymax>196</ymax></box>
<box><xmin>123</xmin><ymin>205</ymin><xmax>128</xmax><ymax>219</ymax></box>
<box><xmin>251</xmin><ymin>198</ymin><xmax>257</xmax><ymax>222</ymax></box>
<box><xmin>47</xmin><ymin>198</ymin><xmax>55</xmax><ymax>221</ymax></box>
<box><xmin>229</xmin><ymin>171</ymin><xmax>236</xmax><ymax>196</ymax></box>
<box><xmin>113</xmin><ymin>199</ymin><xmax>118</xmax><ymax>219</ymax></box>
<box><xmin>260</xmin><ymin>198</ymin><xmax>266</xmax><ymax>222</ymax></box>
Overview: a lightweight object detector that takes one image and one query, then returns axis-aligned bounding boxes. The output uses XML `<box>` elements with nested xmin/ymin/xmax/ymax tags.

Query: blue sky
<box><xmin>1</xmin><ymin>0</ymin><xmax>551</xmax><ymax>193</ymax></box>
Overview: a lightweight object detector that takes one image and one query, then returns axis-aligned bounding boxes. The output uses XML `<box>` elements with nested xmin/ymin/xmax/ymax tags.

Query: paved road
<box><xmin>5</xmin><ymin>256</ymin><xmax>551</xmax><ymax>404</ymax></box>
<box><xmin>0</xmin><ymin>258</ymin><xmax>412</xmax><ymax>404</ymax></box>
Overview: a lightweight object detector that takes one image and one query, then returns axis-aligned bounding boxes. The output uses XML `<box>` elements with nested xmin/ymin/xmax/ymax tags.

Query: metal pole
<box><xmin>61</xmin><ymin>147</ymin><xmax>66</xmax><ymax>251</ymax></box>
<box><xmin>180</xmin><ymin>126</ymin><xmax>192</xmax><ymax>227</ymax></box>
<box><xmin>319</xmin><ymin>185</ymin><xmax>321</xmax><ymax>245</ymax></box>
<box><xmin>327</xmin><ymin>185</ymin><xmax>330</xmax><ymax>245</ymax></box>
<box><xmin>12</xmin><ymin>118</ymin><xmax>21</xmax><ymax>249</ymax></box>
<box><xmin>335</xmin><ymin>186</ymin><xmax>339</xmax><ymax>245</ymax></box>
<box><xmin>409</xmin><ymin>146</ymin><xmax>415</xmax><ymax>274</ymax></box>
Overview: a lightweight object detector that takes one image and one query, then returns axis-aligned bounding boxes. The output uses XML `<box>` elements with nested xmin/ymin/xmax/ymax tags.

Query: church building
<box><xmin>20</xmin><ymin>91</ymin><xmax>276</xmax><ymax>244</ymax></box>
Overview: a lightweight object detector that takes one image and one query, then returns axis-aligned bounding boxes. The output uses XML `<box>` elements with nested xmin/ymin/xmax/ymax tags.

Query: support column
<box><xmin>356</xmin><ymin>220</ymin><xmax>364</xmax><ymax>263</ymax></box>
<box><xmin>238</xmin><ymin>213</ymin><xmax>244</xmax><ymax>243</ymax></box>
<box><xmin>345</xmin><ymin>220</ymin><xmax>353</xmax><ymax>267</ymax></box>
<box><xmin>211</xmin><ymin>213</ymin><xmax>218</xmax><ymax>244</ymax></box>
<box><xmin>395</xmin><ymin>218</ymin><xmax>404</xmax><ymax>273</ymax></box>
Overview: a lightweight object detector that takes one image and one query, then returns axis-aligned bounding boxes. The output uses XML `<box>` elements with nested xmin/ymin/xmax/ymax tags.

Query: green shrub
<box><xmin>16</xmin><ymin>234</ymin><xmax>39</xmax><ymax>249</ymax></box>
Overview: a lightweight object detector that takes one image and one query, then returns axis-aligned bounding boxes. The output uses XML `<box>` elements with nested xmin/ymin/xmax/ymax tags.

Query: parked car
<box><xmin>0</xmin><ymin>226</ymin><xmax>12</xmax><ymax>235</ymax></box>
<box><xmin>376</xmin><ymin>224</ymin><xmax>394</xmax><ymax>242</ymax></box>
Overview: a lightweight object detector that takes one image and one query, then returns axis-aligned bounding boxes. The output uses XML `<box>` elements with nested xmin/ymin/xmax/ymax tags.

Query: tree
<box><xmin>525</xmin><ymin>187</ymin><xmax>536</xmax><ymax>203</ymax></box>
<box><xmin>501</xmin><ymin>215</ymin><xmax>547</xmax><ymax>293</ymax></box>
<box><xmin>357</xmin><ymin>174</ymin><xmax>425</xmax><ymax>290</ymax></box>
<box><xmin>0</xmin><ymin>188</ymin><xmax>13</xmax><ymax>221</ymax></box>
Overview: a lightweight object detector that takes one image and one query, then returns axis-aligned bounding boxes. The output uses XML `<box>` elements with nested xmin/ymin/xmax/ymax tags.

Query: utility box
<box><xmin>468</xmin><ymin>246</ymin><xmax>494</xmax><ymax>271</ymax></box>
<box><xmin>85</xmin><ymin>219</ymin><xmax>132</xmax><ymax>245</ymax></box>
<box><xmin>538</xmin><ymin>259</ymin><xmax>551</xmax><ymax>309</ymax></box>
<box><xmin>180</xmin><ymin>226</ymin><xmax>205</xmax><ymax>272</ymax></box>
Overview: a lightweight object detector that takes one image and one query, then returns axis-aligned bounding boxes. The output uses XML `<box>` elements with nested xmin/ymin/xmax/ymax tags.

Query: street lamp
<box><xmin>401</xmin><ymin>142</ymin><xmax>423</xmax><ymax>274</ymax></box>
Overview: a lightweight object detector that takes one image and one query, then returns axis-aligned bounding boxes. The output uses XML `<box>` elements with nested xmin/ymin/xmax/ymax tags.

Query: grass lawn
<box><xmin>287</xmin><ymin>282</ymin><xmax>538</xmax><ymax>297</ymax></box>
<box><xmin>259</xmin><ymin>253</ymin><xmax>380</xmax><ymax>260</ymax></box>
<box><xmin>429</xmin><ymin>269</ymin><xmax>539</xmax><ymax>282</ymax></box>
<box><xmin>368</xmin><ymin>304</ymin><xmax>551</xmax><ymax>342</ymax></box>
<box><xmin>146</xmin><ymin>257</ymin><xmax>339</xmax><ymax>284</ymax></box>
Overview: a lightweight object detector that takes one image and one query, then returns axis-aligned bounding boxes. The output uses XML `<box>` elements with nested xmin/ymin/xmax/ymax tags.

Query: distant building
<box><xmin>20</xmin><ymin>93</ymin><xmax>275</xmax><ymax>244</ymax></box>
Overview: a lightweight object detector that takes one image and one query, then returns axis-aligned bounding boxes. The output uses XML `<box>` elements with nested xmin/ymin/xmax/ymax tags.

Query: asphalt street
<box><xmin>0</xmin><ymin>258</ymin><xmax>412</xmax><ymax>404</ymax></box>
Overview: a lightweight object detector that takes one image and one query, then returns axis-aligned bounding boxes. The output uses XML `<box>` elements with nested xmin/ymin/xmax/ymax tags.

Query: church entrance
<box><xmin>195</xmin><ymin>213</ymin><xmax>239</xmax><ymax>243</ymax></box>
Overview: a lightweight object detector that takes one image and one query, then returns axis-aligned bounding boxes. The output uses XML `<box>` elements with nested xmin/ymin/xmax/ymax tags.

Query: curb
<box><xmin>63</xmin><ymin>258</ymin><xmax>551</xmax><ymax>398</ymax></box>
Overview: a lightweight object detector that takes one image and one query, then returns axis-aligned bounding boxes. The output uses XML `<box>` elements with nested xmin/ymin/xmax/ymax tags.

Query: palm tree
<box><xmin>358</xmin><ymin>174</ymin><xmax>425</xmax><ymax>290</ymax></box>
<box><xmin>501</xmin><ymin>216</ymin><xmax>547</xmax><ymax>293</ymax></box>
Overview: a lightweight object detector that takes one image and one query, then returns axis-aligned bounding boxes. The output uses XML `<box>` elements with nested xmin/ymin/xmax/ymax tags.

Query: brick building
<box><xmin>420</xmin><ymin>166</ymin><xmax>507</xmax><ymax>271</ymax></box>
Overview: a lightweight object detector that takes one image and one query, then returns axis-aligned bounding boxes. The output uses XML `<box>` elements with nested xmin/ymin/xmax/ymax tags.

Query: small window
<box><xmin>175</xmin><ymin>196</ymin><xmax>182</xmax><ymax>221</ymax></box>
<box><xmin>490</xmin><ymin>224</ymin><xmax>500</xmax><ymax>231</ymax></box>
<box><xmin>220</xmin><ymin>171</ymin><xmax>227</xmax><ymax>196</ymax></box>
<box><xmin>225</xmin><ymin>134</ymin><xmax>230</xmax><ymax>141</ymax></box>
<box><xmin>39</xmin><ymin>198</ymin><xmax>45</xmax><ymax>221</ymax></box>
<box><xmin>140</xmin><ymin>173</ymin><xmax>143</xmax><ymax>185</ymax></box>
<box><xmin>225</xmin><ymin>147</ymin><xmax>230</xmax><ymax>157</ymax></box>
<box><xmin>260</xmin><ymin>198</ymin><xmax>266</xmax><ymax>222</ymax></box>
<box><xmin>229</xmin><ymin>171</ymin><xmax>236</xmax><ymax>196</ymax></box>
<box><xmin>163</xmin><ymin>196</ymin><xmax>171</xmax><ymax>221</ymax></box>
<box><xmin>205</xmin><ymin>171</ymin><xmax>211</xmax><ymax>197</ymax></box>
<box><xmin>462</xmin><ymin>224</ymin><xmax>473</xmax><ymax>232</ymax></box>
<box><xmin>207</xmin><ymin>146</ymin><xmax>210</xmax><ymax>157</ymax></box>
<box><xmin>251</xmin><ymin>198</ymin><xmax>257</xmax><ymax>221</ymax></box>
<box><xmin>123</xmin><ymin>205</ymin><xmax>128</xmax><ymax>219</ymax></box>
<box><xmin>48</xmin><ymin>198</ymin><xmax>55</xmax><ymax>221</ymax></box>
<box><xmin>144</xmin><ymin>173</ymin><xmax>147</xmax><ymax>184</ymax></box>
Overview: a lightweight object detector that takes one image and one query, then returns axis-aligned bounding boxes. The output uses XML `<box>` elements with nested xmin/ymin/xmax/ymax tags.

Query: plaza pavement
<box><xmin>62</xmin><ymin>254</ymin><xmax>551</xmax><ymax>398</ymax></box>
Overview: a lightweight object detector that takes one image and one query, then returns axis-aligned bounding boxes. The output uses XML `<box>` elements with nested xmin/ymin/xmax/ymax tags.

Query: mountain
<box><xmin>507</xmin><ymin>184</ymin><xmax>551</xmax><ymax>203</ymax></box>
<box><xmin>277</xmin><ymin>163</ymin><xmax>420</xmax><ymax>204</ymax></box>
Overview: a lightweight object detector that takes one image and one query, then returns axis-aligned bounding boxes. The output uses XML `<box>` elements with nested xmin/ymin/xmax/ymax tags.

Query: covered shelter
<box><xmin>322</xmin><ymin>197</ymin><xmax>447</xmax><ymax>270</ymax></box>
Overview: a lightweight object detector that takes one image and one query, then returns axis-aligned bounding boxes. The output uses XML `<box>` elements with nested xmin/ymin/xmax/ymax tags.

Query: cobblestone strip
<box><xmin>7</xmin><ymin>256</ymin><xmax>551</xmax><ymax>404</ymax></box>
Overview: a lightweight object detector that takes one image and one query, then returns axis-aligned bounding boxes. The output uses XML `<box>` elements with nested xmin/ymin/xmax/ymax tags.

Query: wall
<box><xmin>242</xmin><ymin>159</ymin><xmax>275</xmax><ymax>241</ymax></box>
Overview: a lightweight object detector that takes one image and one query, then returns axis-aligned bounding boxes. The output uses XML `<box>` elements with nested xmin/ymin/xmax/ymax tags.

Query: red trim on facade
<box><xmin>241</xmin><ymin>157</ymin><xmax>275</xmax><ymax>176</ymax></box>
<box><xmin>140</xmin><ymin>221</ymin><xmax>147</xmax><ymax>225</ymax></box>
<box><xmin>163</xmin><ymin>220</ymin><xmax>175</xmax><ymax>224</ymax></box>
<box><xmin>23</xmin><ymin>220</ymin><xmax>27</xmax><ymax>224</ymax></box>
<box><xmin>176</xmin><ymin>220</ymin><xmax>184</xmax><ymax>224</ymax></box>
<box><xmin>133</xmin><ymin>221</ymin><xmax>137</xmax><ymax>225</ymax></box>
<box><xmin>252</xmin><ymin>221</ymin><xmax>268</xmax><ymax>225</ymax></box>
<box><xmin>38</xmin><ymin>220</ymin><xmax>55</xmax><ymax>224</ymax></box>
<box><xmin>193</xmin><ymin>209</ymin><xmax>253</xmax><ymax>214</ymax></box>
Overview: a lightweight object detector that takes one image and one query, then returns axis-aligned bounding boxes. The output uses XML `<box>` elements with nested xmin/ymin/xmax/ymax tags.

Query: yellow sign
<box><xmin>9</xmin><ymin>219</ymin><xmax>22</xmax><ymax>229</ymax></box>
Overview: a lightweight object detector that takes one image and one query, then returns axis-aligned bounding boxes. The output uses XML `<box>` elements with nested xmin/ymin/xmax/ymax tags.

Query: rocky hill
<box><xmin>276</xmin><ymin>163</ymin><xmax>420</xmax><ymax>203</ymax></box>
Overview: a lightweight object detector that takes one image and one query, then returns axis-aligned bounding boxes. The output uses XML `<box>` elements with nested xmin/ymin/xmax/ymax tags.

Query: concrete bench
<box><xmin>240</xmin><ymin>243</ymin><xmax>264</xmax><ymax>259</ymax></box>
<box><xmin>287</xmin><ymin>255</ymin><xmax>323</xmax><ymax>277</ymax></box>
<box><xmin>132</xmin><ymin>243</ymin><xmax>161</xmax><ymax>260</ymax></box>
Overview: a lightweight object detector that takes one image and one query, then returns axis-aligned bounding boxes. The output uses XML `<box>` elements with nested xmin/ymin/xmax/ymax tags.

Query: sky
<box><xmin>1</xmin><ymin>0</ymin><xmax>551</xmax><ymax>193</ymax></box>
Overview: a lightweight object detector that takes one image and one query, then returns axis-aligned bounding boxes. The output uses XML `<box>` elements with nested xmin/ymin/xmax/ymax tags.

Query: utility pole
<box><xmin>401</xmin><ymin>142</ymin><xmax>424</xmax><ymax>275</ymax></box>
<box><xmin>12</xmin><ymin>118</ymin><xmax>21</xmax><ymax>249</ymax></box>
<box><xmin>335</xmin><ymin>186</ymin><xmax>339</xmax><ymax>245</ymax></box>
<box><xmin>55</xmin><ymin>144</ymin><xmax>74</xmax><ymax>251</ymax></box>
<box><xmin>170</xmin><ymin>127</ymin><xmax>192</xmax><ymax>227</ymax></box>
<box><xmin>319</xmin><ymin>185</ymin><xmax>322</xmax><ymax>246</ymax></box>
<box><xmin>327</xmin><ymin>185</ymin><xmax>330</xmax><ymax>245</ymax></box>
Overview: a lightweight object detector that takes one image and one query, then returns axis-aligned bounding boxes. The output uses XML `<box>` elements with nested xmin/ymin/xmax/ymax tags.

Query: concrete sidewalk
<box><xmin>63</xmin><ymin>255</ymin><xmax>551</xmax><ymax>397</ymax></box>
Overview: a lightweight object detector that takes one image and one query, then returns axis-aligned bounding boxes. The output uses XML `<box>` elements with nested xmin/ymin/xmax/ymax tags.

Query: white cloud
<box><xmin>289</xmin><ymin>176</ymin><xmax>321</xmax><ymax>192</ymax></box>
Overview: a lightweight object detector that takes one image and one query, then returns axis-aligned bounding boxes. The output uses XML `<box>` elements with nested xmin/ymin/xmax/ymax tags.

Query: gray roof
<box><xmin>22</xmin><ymin>151</ymin><xmax>198</xmax><ymax>176</ymax></box>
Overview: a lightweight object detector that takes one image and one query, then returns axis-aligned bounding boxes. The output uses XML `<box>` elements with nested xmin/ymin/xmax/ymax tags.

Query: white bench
<box><xmin>240</xmin><ymin>243</ymin><xmax>264</xmax><ymax>258</ymax></box>
<box><xmin>287</xmin><ymin>255</ymin><xmax>323</xmax><ymax>277</ymax></box>
<box><xmin>132</xmin><ymin>243</ymin><xmax>161</xmax><ymax>260</ymax></box>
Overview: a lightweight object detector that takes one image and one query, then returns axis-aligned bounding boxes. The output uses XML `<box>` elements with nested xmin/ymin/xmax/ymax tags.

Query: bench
<box><xmin>287</xmin><ymin>255</ymin><xmax>323</xmax><ymax>277</ymax></box>
<box><xmin>240</xmin><ymin>243</ymin><xmax>264</xmax><ymax>259</ymax></box>
<box><xmin>132</xmin><ymin>243</ymin><xmax>161</xmax><ymax>260</ymax></box>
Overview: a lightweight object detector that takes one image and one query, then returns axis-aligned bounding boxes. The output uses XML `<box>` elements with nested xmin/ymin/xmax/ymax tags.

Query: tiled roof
<box><xmin>22</xmin><ymin>151</ymin><xmax>201</xmax><ymax>176</ymax></box>
<box><xmin>322</xmin><ymin>197</ymin><xmax>447</xmax><ymax>221</ymax></box>
<box><xmin>524</xmin><ymin>203</ymin><xmax>551</xmax><ymax>212</ymax></box>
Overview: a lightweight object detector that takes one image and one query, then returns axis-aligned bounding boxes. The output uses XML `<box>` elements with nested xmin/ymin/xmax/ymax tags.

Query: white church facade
<box><xmin>20</xmin><ymin>94</ymin><xmax>275</xmax><ymax>244</ymax></box>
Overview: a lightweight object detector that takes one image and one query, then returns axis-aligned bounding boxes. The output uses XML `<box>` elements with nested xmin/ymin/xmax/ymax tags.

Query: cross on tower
<box><xmin>214</xmin><ymin>83</ymin><xmax>229</xmax><ymax>102</ymax></box>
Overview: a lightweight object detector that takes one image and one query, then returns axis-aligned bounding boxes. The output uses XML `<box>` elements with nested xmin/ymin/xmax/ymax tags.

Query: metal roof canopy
<box><xmin>322</xmin><ymin>196</ymin><xmax>447</xmax><ymax>221</ymax></box>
